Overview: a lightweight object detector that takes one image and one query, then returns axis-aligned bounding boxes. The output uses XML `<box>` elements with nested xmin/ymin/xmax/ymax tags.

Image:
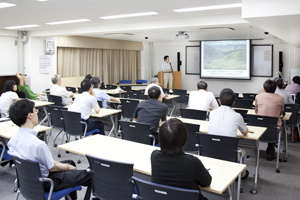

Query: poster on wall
<box><xmin>39</xmin><ymin>55</ymin><xmax>51</xmax><ymax>74</ymax></box>
<box><xmin>186</xmin><ymin>46</ymin><xmax>200</xmax><ymax>75</ymax></box>
<box><xmin>251</xmin><ymin>45</ymin><xmax>273</xmax><ymax>77</ymax></box>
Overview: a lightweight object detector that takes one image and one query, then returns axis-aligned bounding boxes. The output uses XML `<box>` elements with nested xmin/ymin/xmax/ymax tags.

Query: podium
<box><xmin>158</xmin><ymin>71</ymin><xmax>181</xmax><ymax>89</ymax></box>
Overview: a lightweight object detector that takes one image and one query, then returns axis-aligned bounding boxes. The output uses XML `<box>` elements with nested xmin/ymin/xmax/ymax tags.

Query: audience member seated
<box><xmin>285</xmin><ymin>76</ymin><xmax>300</xmax><ymax>96</ymax></box>
<box><xmin>0</xmin><ymin>80</ymin><xmax>19</xmax><ymax>117</ymax></box>
<box><xmin>70</xmin><ymin>79</ymin><xmax>105</xmax><ymax>135</ymax></box>
<box><xmin>91</xmin><ymin>76</ymin><xmax>120</xmax><ymax>108</ymax></box>
<box><xmin>208</xmin><ymin>88</ymin><xmax>249</xmax><ymax>178</ymax></box>
<box><xmin>15</xmin><ymin>73</ymin><xmax>39</xmax><ymax>100</ymax></box>
<box><xmin>85</xmin><ymin>74</ymin><xmax>93</xmax><ymax>80</ymax></box>
<box><xmin>275</xmin><ymin>77</ymin><xmax>294</xmax><ymax>104</ymax></box>
<box><xmin>255</xmin><ymin>79</ymin><xmax>284</xmax><ymax>161</ymax></box>
<box><xmin>7</xmin><ymin>99</ymin><xmax>92</xmax><ymax>200</ymax></box>
<box><xmin>144</xmin><ymin>77</ymin><xmax>168</xmax><ymax>99</ymax></box>
<box><xmin>50</xmin><ymin>74</ymin><xmax>74</xmax><ymax>105</ymax></box>
<box><xmin>151</xmin><ymin>118</ymin><xmax>211</xmax><ymax>200</ymax></box>
<box><xmin>188</xmin><ymin>81</ymin><xmax>219</xmax><ymax>111</ymax></box>
<box><xmin>133</xmin><ymin>86</ymin><xmax>168</xmax><ymax>140</ymax></box>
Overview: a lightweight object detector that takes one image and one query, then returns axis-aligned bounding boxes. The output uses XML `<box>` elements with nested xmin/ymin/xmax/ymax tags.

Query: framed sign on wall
<box><xmin>251</xmin><ymin>45</ymin><xmax>273</xmax><ymax>77</ymax></box>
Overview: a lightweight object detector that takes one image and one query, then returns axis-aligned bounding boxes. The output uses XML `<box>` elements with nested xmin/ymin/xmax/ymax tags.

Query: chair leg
<box><xmin>57</xmin><ymin>133</ymin><xmax>66</xmax><ymax>158</ymax></box>
<box><xmin>15</xmin><ymin>189</ymin><xmax>20</xmax><ymax>200</ymax></box>
<box><xmin>276</xmin><ymin>134</ymin><xmax>281</xmax><ymax>173</ymax></box>
<box><xmin>53</xmin><ymin>129</ymin><xmax>63</xmax><ymax>147</ymax></box>
<box><xmin>77</xmin><ymin>155</ymin><xmax>82</xmax><ymax>164</ymax></box>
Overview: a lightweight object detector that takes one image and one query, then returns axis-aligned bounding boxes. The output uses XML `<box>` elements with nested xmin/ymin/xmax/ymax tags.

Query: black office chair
<box><xmin>284</xmin><ymin>104</ymin><xmax>300</xmax><ymax>142</ymax></box>
<box><xmin>100</xmin><ymin>82</ymin><xmax>105</xmax><ymax>89</ymax></box>
<box><xmin>172</xmin><ymin>89</ymin><xmax>188</xmax><ymax>108</ymax></box>
<box><xmin>58</xmin><ymin>110</ymin><xmax>100</xmax><ymax>163</ymax></box>
<box><xmin>120</xmin><ymin>86</ymin><xmax>132</xmax><ymax>92</ymax></box>
<box><xmin>119</xmin><ymin>121</ymin><xmax>155</xmax><ymax>145</ymax></box>
<box><xmin>47</xmin><ymin>105</ymin><xmax>67</xmax><ymax>147</ymax></box>
<box><xmin>13</xmin><ymin>156</ymin><xmax>82</xmax><ymax>200</ymax></box>
<box><xmin>246</xmin><ymin>114</ymin><xmax>282</xmax><ymax>173</ymax></box>
<box><xmin>48</xmin><ymin>94</ymin><xmax>64</xmax><ymax>106</ymax></box>
<box><xmin>77</xmin><ymin>87</ymin><xmax>83</xmax><ymax>94</ymax></box>
<box><xmin>86</xmin><ymin>154</ymin><xmax>134</xmax><ymax>200</ymax></box>
<box><xmin>97</xmin><ymin>100</ymin><xmax>103</xmax><ymax>108</ymax></box>
<box><xmin>234</xmin><ymin>109</ymin><xmax>248</xmax><ymax>123</ymax></box>
<box><xmin>234</xmin><ymin>93</ymin><xmax>240</xmax><ymax>99</ymax></box>
<box><xmin>120</xmin><ymin>99</ymin><xmax>140</xmax><ymax>120</ymax></box>
<box><xmin>106</xmin><ymin>84</ymin><xmax>118</xmax><ymax>89</ymax></box>
<box><xmin>183</xmin><ymin>123</ymin><xmax>200</xmax><ymax>153</ymax></box>
<box><xmin>138</xmin><ymin>94</ymin><xmax>149</xmax><ymax>100</ymax></box>
<box><xmin>132</xmin><ymin>176</ymin><xmax>199</xmax><ymax>200</ymax></box>
<box><xmin>65</xmin><ymin>86</ymin><xmax>76</xmax><ymax>93</ymax></box>
<box><xmin>180</xmin><ymin>108</ymin><xmax>207</xmax><ymax>120</ymax></box>
<box><xmin>196</xmin><ymin>133</ymin><xmax>242</xmax><ymax>194</ymax></box>
<box><xmin>232</xmin><ymin>99</ymin><xmax>254</xmax><ymax>109</ymax></box>
<box><xmin>128</xmin><ymin>91</ymin><xmax>142</xmax><ymax>99</ymax></box>
<box><xmin>242</xmin><ymin>93</ymin><xmax>257</xmax><ymax>100</ymax></box>
<box><xmin>0</xmin><ymin>141</ymin><xmax>12</xmax><ymax>167</ymax></box>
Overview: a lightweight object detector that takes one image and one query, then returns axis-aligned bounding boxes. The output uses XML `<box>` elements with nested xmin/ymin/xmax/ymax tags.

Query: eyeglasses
<box><xmin>33</xmin><ymin>109</ymin><xmax>39</xmax><ymax>114</ymax></box>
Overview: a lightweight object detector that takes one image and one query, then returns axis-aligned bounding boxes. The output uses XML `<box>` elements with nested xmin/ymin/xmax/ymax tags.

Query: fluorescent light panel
<box><xmin>46</xmin><ymin>19</ymin><xmax>91</xmax><ymax>25</ymax></box>
<box><xmin>0</xmin><ymin>2</ymin><xmax>16</xmax><ymax>9</ymax></box>
<box><xmin>5</xmin><ymin>24</ymin><xmax>41</xmax><ymax>29</ymax></box>
<box><xmin>100</xmin><ymin>12</ymin><xmax>158</xmax><ymax>19</ymax></box>
<box><xmin>174</xmin><ymin>3</ymin><xmax>242</xmax><ymax>12</ymax></box>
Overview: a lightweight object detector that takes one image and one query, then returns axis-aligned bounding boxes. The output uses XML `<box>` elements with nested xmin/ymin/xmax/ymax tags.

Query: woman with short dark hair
<box><xmin>151</xmin><ymin>118</ymin><xmax>211</xmax><ymax>200</ymax></box>
<box><xmin>0</xmin><ymin>80</ymin><xmax>19</xmax><ymax>117</ymax></box>
<box><xmin>275</xmin><ymin>78</ymin><xmax>294</xmax><ymax>103</ymax></box>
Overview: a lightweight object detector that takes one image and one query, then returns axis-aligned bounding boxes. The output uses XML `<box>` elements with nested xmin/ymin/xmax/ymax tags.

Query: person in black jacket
<box><xmin>151</xmin><ymin>118</ymin><xmax>212</xmax><ymax>200</ymax></box>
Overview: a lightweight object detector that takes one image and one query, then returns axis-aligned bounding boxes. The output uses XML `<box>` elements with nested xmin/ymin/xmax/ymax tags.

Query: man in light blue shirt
<box><xmin>91</xmin><ymin>76</ymin><xmax>120</xmax><ymax>108</ymax></box>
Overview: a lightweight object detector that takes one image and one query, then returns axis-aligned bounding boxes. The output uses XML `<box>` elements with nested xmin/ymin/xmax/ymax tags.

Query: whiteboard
<box><xmin>186</xmin><ymin>46</ymin><xmax>200</xmax><ymax>74</ymax></box>
<box><xmin>251</xmin><ymin>45</ymin><xmax>273</xmax><ymax>77</ymax></box>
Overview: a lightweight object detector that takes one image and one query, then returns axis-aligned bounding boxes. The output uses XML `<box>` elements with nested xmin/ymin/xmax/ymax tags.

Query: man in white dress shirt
<box><xmin>145</xmin><ymin>77</ymin><xmax>168</xmax><ymax>100</ymax></box>
<box><xmin>188</xmin><ymin>81</ymin><xmax>219</xmax><ymax>112</ymax></box>
<box><xmin>50</xmin><ymin>74</ymin><xmax>74</xmax><ymax>105</ymax></box>
<box><xmin>70</xmin><ymin>78</ymin><xmax>105</xmax><ymax>135</ymax></box>
<box><xmin>161</xmin><ymin>55</ymin><xmax>173</xmax><ymax>89</ymax></box>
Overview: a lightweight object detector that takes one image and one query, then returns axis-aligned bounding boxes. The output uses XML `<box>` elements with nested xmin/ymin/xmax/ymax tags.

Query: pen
<box><xmin>207</xmin><ymin>168</ymin><xmax>210</xmax><ymax>171</ymax></box>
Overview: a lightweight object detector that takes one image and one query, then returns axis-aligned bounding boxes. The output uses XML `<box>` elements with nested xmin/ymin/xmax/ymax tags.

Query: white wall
<box><xmin>0</xmin><ymin>36</ymin><xmax>18</xmax><ymax>75</ymax></box>
<box><xmin>140</xmin><ymin>42</ymin><xmax>151</xmax><ymax>81</ymax></box>
<box><xmin>148</xmin><ymin>39</ymin><xmax>300</xmax><ymax>95</ymax></box>
<box><xmin>23</xmin><ymin>35</ymin><xmax>57</xmax><ymax>93</ymax></box>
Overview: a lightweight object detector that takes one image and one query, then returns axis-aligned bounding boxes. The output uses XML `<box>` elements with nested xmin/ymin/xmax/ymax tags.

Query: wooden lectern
<box><xmin>158</xmin><ymin>71</ymin><xmax>181</xmax><ymax>89</ymax></box>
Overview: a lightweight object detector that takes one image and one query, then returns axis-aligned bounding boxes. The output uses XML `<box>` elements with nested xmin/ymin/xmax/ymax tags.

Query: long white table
<box><xmin>58</xmin><ymin>135</ymin><xmax>246</xmax><ymax>199</ymax></box>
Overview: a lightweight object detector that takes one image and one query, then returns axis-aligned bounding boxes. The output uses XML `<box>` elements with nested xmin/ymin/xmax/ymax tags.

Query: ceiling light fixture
<box><xmin>0</xmin><ymin>2</ymin><xmax>16</xmax><ymax>9</ymax></box>
<box><xmin>46</xmin><ymin>19</ymin><xmax>91</xmax><ymax>25</ymax></box>
<box><xmin>5</xmin><ymin>24</ymin><xmax>41</xmax><ymax>29</ymax></box>
<box><xmin>100</xmin><ymin>12</ymin><xmax>158</xmax><ymax>19</ymax></box>
<box><xmin>173</xmin><ymin>3</ymin><xmax>242</xmax><ymax>12</ymax></box>
<box><xmin>175</xmin><ymin>31</ymin><xmax>189</xmax><ymax>39</ymax></box>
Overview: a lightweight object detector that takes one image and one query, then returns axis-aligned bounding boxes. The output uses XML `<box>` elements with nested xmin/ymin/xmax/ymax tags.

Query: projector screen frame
<box><xmin>200</xmin><ymin>39</ymin><xmax>251</xmax><ymax>80</ymax></box>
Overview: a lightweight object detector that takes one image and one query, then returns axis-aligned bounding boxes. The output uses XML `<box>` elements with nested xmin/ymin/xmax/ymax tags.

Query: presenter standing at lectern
<box><xmin>161</xmin><ymin>55</ymin><xmax>173</xmax><ymax>89</ymax></box>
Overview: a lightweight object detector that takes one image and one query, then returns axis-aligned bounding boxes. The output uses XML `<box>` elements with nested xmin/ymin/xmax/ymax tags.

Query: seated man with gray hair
<box><xmin>91</xmin><ymin>76</ymin><xmax>120</xmax><ymax>108</ymax></box>
<box><xmin>50</xmin><ymin>74</ymin><xmax>74</xmax><ymax>105</ymax></box>
<box><xmin>144</xmin><ymin>77</ymin><xmax>168</xmax><ymax>100</ymax></box>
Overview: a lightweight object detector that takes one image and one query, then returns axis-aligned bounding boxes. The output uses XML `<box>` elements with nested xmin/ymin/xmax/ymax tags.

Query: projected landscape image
<box><xmin>203</xmin><ymin>41</ymin><xmax>247</xmax><ymax>70</ymax></box>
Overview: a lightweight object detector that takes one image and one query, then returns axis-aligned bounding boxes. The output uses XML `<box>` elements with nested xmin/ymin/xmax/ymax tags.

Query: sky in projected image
<box><xmin>203</xmin><ymin>40</ymin><xmax>247</xmax><ymax>70</ymax></box>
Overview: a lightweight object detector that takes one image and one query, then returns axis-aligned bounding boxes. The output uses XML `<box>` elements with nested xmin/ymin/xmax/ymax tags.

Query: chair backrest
<box><xmin>119</xmin><ymin>121</ymin><xmax>152</xmax><ymax>145</ymax></box>
<box><xmin>97</xmin><ymin>100</ymin><xmax>103</xmax><ymax>108</ymax></box>
<box><xmin>242</xmin><ymin>93</ymin><xmax>257</xmax><ymax>100</ymax></box>
<box><xmin>183</xmin><ymin>123</ymin><xmax>200</xmax><ymax>152</ymax></box>
<box><xmin>234</xmin><ymin>93</ymin><xmax>239</xmax><ymax>99</ymax></box>
<box><xmin>246</xmin><ymin>114</ymin><xmax>278</xmax><ymax>142</ymax></box>
<box><xmin>180</xmin><ymin>108</ymin><xmax>207</xmax><ymax>120</ymax></box>
<box><xmin>132</xmin><ymin>176</ymin><xmax>199</xmax><ymax>200</ymax></box>
<box><xmin>120</xmin><ymin>86</ymin><xmax>132</xmax><ymax>92</ymax></box>
<box><xmin>172</xmin><ymin>89</ymin><xmax>188</xmax><ymax>104</ymax></box>
<box><xmin>77</xmin><ymin>87</ymin><xmax>83</xmax><ymax>94</ymax></box>
<box><xmin>196</xmin><ymin>133</ymin><xmax>239</xmax><ymax>162</ymax></box>
<box><xmin>120</xmin><ymin>80</ymin><xmax>132</xmax><ymax>84</ymax></box>
<box><xmin>100</xmin><ymin>83</ymin><xmax>105</xmax><ymax>89</ymax></box>
<box><xmin>48</xmin><ymin>94</ymin><xmax>64</xmax><ymax>106</ymax></box>
<box><xmin>48</xmin><ymin>105</ymin><xmax>67</xmax><ymax>128</ymax></box>
<box><xmin>86</xmin><ymin>155</ymin><xmax>134</xmax><ymax>200</ymax></box>
<box><xmin>65</xmin><ymin>86</ymin><xmax>76</xmax><ymax>93</ymax></box>
<box><xmin>138</xmin><ymin>94</ymin><xmax>149</xmax><ymax>100</ymax></box>
<box><xmin>106</xmin><ymin>85</ymin><xmax>118</xmax><ymax>89</ymax></box>
<box><xmin>284</xmin><ymin>104</ymin><xmax>300</xmax><ymax>125</ymax></box>
<box><xmin>128</xmin><ymin>91</ymin><xmax>142</xmax><ymax>99</ymax></box>
<box><xmin>232</xmin><ymin>99</ymin><xmax>253</xmax><ymax>109</ymax></box>
<box><xmin>162</xmin><ymin>88</ymin><xmax>170</xmax><ymax>94</ymax></box>
<box><xmin>12</xmin><ymin>156</ymin><xmax>47</xmax><ymax>200</ymax></box>
<box><xmin>136</xmin><ymin>80</ymin><xmax>147</xmax><ymax>84</ymax></box>
<box><xmin>120</xmin><ymin>99</ymin><xmax>140</xmax><ymax>119</ymax></box>
<box><xmin>233</xmin><ymin>109</ymin><xmax>248</xmax><ymax>123</ymax></box>
<box><xmin>61</xmin><ymin>110</ymin><xmax>84</xmax><ymax>136</ymax></box>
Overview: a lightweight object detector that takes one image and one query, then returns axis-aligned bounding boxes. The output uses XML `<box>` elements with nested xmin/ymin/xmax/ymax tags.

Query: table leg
<box><xmin>108</xmin><ymin>115</ymin><xmax>117</xmax><ymax>137</ymax></box>
<box><xmin>170</xmin><ymin>98</ymin><xmax>176</xmax><ymax>117</ymax></box>
<box><xmin>39</xmin><ymin>106</ymin><xmax>50</xmax><ymax>127</ymax></box>
<box><xmin>283</xmin><ymin>120</ymin><xmax>288</xmax><ymax>161</ymax></box>
<box><xmin>251</xmin><ymin>140</ymin><xmax>259</xmax><ymax>194</ymax></box>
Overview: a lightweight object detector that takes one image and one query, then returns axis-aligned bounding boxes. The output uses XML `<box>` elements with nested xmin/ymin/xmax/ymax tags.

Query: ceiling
<box><xmin>0</xmin><ymin>0</ymin><xmax>298</xmax><ymax>44</ymax></box>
